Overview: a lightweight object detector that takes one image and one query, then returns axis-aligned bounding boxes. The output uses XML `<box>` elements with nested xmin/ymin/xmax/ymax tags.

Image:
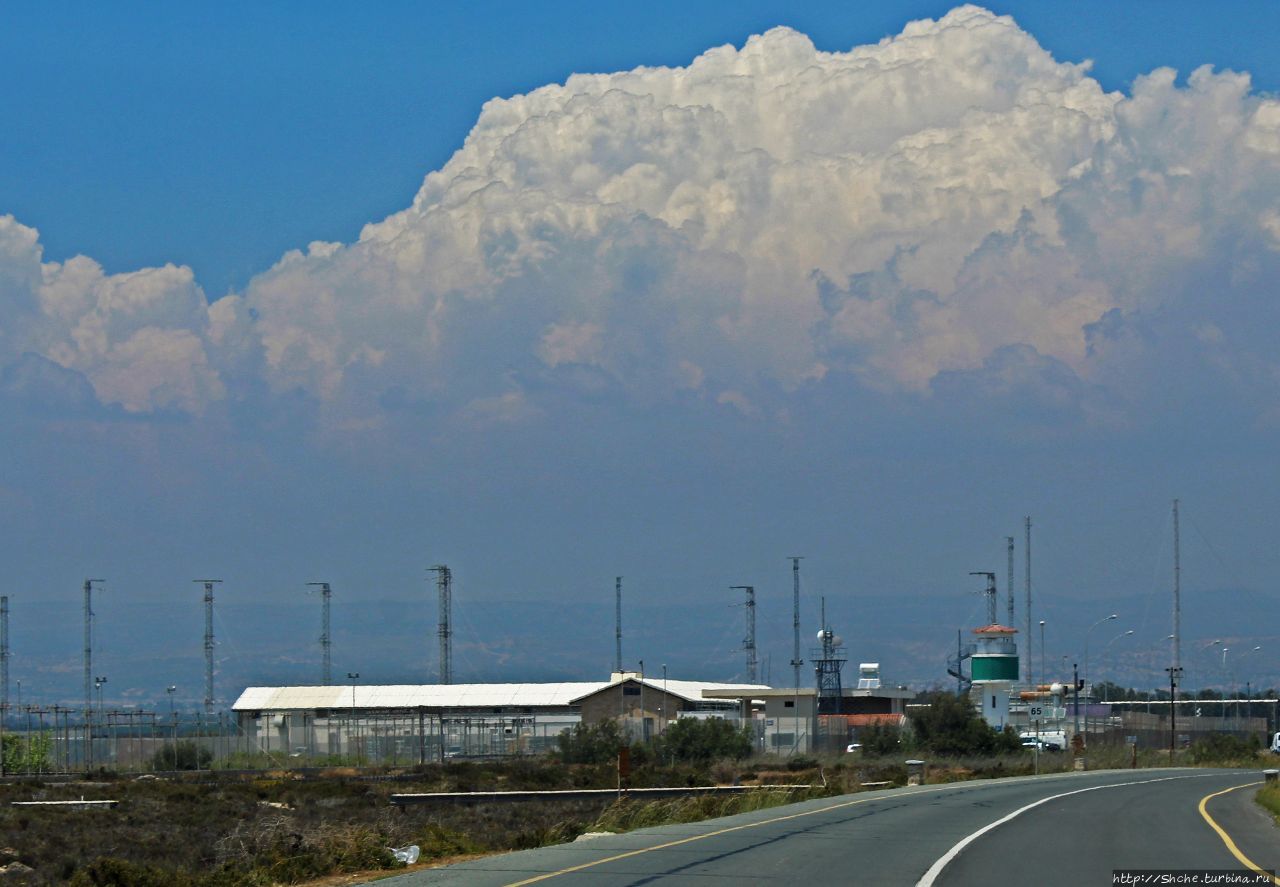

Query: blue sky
<box><xmin>2</xmin><ymin>2</ymin><xmax>1279</xmax><ymax>706</ymax></box>
<box><xmin>4</xmin><ymin>1</ymin><xmax>1278</xmax><ymax>296</ymax></box>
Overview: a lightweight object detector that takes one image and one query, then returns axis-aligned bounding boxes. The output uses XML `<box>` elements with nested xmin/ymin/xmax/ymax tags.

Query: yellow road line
<box><xmin>1198</xmin><ymin>781</ymin><xmax>1278</xmax><ymax>885</ymax></box>
<box><xmin>503</xmin><ymin>784</ymin><xmax>959</xmax><ymax>886</ymax></box>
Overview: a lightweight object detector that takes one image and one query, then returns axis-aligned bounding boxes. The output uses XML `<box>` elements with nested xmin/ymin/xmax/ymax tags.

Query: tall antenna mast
<box><xmin>1005</xmin><ymin>536</ymin><xmax>1015</xmax><ymax>627</ymax></box>
<box><xmin>194</xmin><ymin>580</ymin><xmax>222</xmax><ymax>713</ymax></box>
<box><xmin>731</xmin><ymin>586</ymin><xmax>757</xmax><ymax>683</ymax></box>
<box><xmin>789</xmin><ymin>557</ymin><xmax>803</xmax><ymax>691</ymax></box>
<box><xmin>1172</xmin><ymin>499</ymin><xmax>1181</xmax><ymax>673</ymax></box>
<box><xmin>614</xmin><ymin>576</ymin><xmax>623</xmax><ymax>674</ymax></box>
<box><xmin>429</xmin><ymin>566</ymin><xmax>452</xmax><ymax>684</ymax></box>
<box><xmin>1024</xmin><ymin>517</ymin><xmax>1032</xmax><ymax>685</ymax></box>
<box><xmin>1</xmin><ymin>595</ymin><xmax>8</xmax><ymax>716</ymax></box>
<box><xmin>307</xmin><ymin>583</ymin><xmax>332</xmax><ymax>685</ymax></box>
<box><xmin>83</xmin><ymin>579</ymin><xmax>104</xmax><ymax>720</ymax></box>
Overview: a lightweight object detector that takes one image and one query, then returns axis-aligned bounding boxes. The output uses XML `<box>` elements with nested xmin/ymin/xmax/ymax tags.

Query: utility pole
<box><xmin>307</xmin><ymin>583</ymin><xmax>332</xmax><ymax>685</ymax></box>
<box><xmin>194</xmin><ymin>580</ymin><xmax>221</xmax><ymax>714</ymax></box>
<box><xmin>429</xmin><ymin>566</ymin><xmax>452</xmax><ymax>684</ymax></box>
<box><xmin>1166</xmin><ymin>665</ymin><xmax>1183</xmax><ymax>756</ymax></box>
<box><xmin>731</xmin><ymin>586</ymin><xmax>757</xmax><ymax>683</ymax></box>
<box><xmin>83</xmin><ymin>580</ymin><xmax>104</xmax><ymax>724</ymax></box>
<box><xmin>1005</xmin><ymin>536</ymin><xmax>1015</xmax><ymax>627</ymax></box>
<box><xmin>614</xmin><ymin>576</ymin><xmax>622</xmax><ymax>675</ymax></box>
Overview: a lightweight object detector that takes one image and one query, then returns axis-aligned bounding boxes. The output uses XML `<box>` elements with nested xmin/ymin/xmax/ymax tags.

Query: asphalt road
<box><xmin>371</xmin><ymin>768</ymin><xmax>1278</xmax><ymax>886</ymax></box>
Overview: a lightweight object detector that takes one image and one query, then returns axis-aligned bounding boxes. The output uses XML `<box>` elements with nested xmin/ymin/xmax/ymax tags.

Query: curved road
<box><xmin>374</xmin><ymin>769</ymin><xmax>1279</xmax><ymax>886</ymax></box>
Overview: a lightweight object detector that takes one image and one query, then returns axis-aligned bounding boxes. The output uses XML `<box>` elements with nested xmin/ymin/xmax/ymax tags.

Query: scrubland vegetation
<box><xmin>0</xmin><ymin>702</ymin><xmax>1271</xmax><ymax>884</ymax></box>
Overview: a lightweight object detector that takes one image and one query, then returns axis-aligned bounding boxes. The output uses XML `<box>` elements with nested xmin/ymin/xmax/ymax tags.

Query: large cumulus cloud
<box><xmin>4</xmin><ymin>5</ymin><xmax>1279</xmax><ymax>429</ymax></box>
<box><xmin>0</xmin><ymin>215</ymin><xmax>236</xmax><ymax>415</ymax></box>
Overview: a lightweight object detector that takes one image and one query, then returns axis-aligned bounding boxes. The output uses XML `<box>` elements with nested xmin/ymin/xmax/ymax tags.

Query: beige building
<box><xmin>573</xmin><ymin>672</ymin><xmax>768</xmax><ymax>741</ymax></box>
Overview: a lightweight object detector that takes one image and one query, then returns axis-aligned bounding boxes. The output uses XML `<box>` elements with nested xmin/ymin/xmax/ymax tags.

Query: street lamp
<box><xmin>1083</xmin><ymin>614</ymin><xmax>1118</xmax><ymax>699</ymax></box>
<box><xmin>1038</xmin><ymin>621</ymin><xmax>1046</xmax><ymax>689</ymax></box>
<box><xmin>166</xmin><ymin>685</ymin><xmax>178</xmax><ymax>755</ymax></box>
<box><xmin>638</xmin><ymin>660</ymin><xmax>645</xmax><ymax>742</ymax></box>
<box><xmin>347</xmin><ymin>673</ymin><xmax>359</xmax><ymax>766</ymax></box>
<box><xmin>1101</xmin><ymin>630</ymin><xmax>1135</xmax><ymax>701</ymax></box>
<box><xmin>661</xmin><ymin>664</ymin><xmax>668</xmax><ymax>737</ymax></box>
<box><xmin>94</xmin><ymin>676</ymin><xmax>107</xmax><ymax>719</ymax></box>
<box><xmin>1232</xmin><ymin>646</ymin><xmax>1262</xmax><ymax>725</ymax></box>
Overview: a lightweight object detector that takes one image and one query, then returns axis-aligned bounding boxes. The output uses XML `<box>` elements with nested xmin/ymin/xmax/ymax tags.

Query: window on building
<box><xmin>784</xmin><ymin>700</ymin><xmax>795</xmax><ymax>708</ymax></box>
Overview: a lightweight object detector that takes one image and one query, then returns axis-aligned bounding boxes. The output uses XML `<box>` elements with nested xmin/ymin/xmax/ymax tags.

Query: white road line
<box><xmin>915</xmin><ymin>773</ymin><xmax>1215</xmax><ymax>887</ymax></box>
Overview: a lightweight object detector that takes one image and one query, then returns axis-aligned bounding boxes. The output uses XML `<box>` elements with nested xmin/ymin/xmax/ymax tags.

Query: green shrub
<box><xmin>1256</xmin><ymin>782</ymin><xmax>1280</xmax><ymax>821</ymax></box>
<box><xmin>68</xmin><ymin>857</ymin><xmax>201</xmax><ymax>887</ymax></box>
<box><xmin>657</xmin><ymin>718</ymin><xmax>753</xmax><ymax>763</ymax></box>
<box><xmin>1188</xmin><ymin>732</ymin><xmax>1259</xmax><ymax>765</ymax></box>
<box><xmin>858</xmin><ymin>724</ymin><xmax>902</xmax><ymax>756</ymax></box>
<box><xmin>909</xmin><ymin>692</ymin><xmax>1021</xmax><ymax>757</ymax></box>
<box><xmin>555</xmin><ymin>720</ymin><xmax>624</xmax><ymax>764</ymax></box>
<box><xmin>150</xmin><ymin>740</ymin><xmax>214</xmax><ymax>771</ymax></box>
<box><xmin>2</xmin><ymin>732</ymin><xmax>52</xmax><ymax>773</ymax></box>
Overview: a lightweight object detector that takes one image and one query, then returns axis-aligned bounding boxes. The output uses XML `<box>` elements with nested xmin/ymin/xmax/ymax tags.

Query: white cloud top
<box><xmin>3</xmin><ymin>5</ymin><xmax>1278</xmax><ymax>426</ymax></box>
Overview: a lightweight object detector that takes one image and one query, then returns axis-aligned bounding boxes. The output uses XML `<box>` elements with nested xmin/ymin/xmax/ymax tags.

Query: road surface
<box><xmin>372</xmin><ymin>768</ymin><xmax>1279</xmax><ymax>886</ymax></box>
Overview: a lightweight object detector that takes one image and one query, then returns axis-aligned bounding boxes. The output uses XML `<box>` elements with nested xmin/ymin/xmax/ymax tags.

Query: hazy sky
<box><xmin>2</xmin><ymin>2</ymin><xmax>1279</xmax><ymax>705</ymax></box>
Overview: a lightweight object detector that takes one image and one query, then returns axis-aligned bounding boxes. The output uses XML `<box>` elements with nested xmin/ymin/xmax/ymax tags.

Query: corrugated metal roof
<box><xmin>232</xmin><ymin>682</ymin><xmax>607</xmax><ymax>712</ymax></box>
<box><xmin>232</xmin><ymin>678</ymin><xmax>774</xmax><ymax>712</ymax></box>
<box><xmin>569</xmin><ymin>678</ymin><xmax>772</xmax><ymax>704</ymax></box>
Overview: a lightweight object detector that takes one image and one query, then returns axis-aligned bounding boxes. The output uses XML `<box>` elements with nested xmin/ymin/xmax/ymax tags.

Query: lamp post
<box><xmin>1039</xmin><ymin>621</ymin><xmax>1046</xmax><ymax>690</ymax></box>
<box><xmin>661</xmin><ymin>664</ymin><xmax>667</xmax><ymax>736</ymax></box>
<box><xmin>1232</xmin><ymin>646</ymin><xmax>1262</xmax><ymax>727</ymax></box>
<box><xmin>1101</xmin><ymin>630</ymin><xmax>1135</xmax><ymax>701</ymax></box>
<box><xmin>95</xmin><ymin>676</ymin><xmax>106</xmax><ymax>721</ymax></box>
<box><xmin>347</xmin><ymin>672</ymin><xmax>360</xmax><ymax>766</ymax></box>
<box><xmin>166</xmin><ymin>685</ymin><xmax>177</xmax><ymax>759</ymax></box>
<box><xmin>638</xmin><ymin>660</ymin><xmax>645</xmax><ymax>743</ymax></box>
<box><xmin>94</xmin><ymin>677</ymin><xmax>106</xmax><ymax>768</ymax></box>
<box><xmin>1083</xmin><ymin>614</ymin><xmax>1118</xmax><ymax>701</ymax></box>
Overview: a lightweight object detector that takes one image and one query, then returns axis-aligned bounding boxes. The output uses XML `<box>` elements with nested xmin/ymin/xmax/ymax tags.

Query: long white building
<box><xmin>232</xmin><ymin>673</ymin><xmax>767</xmax><ymax>762</ymax></box>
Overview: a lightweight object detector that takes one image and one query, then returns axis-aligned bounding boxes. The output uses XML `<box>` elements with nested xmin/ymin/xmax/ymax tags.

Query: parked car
<box><xmin>1021</xmin><ymin>736</ymin><xmax>1063</xmax><ymax>751</ymax></box>
<box><xmin>844</xmin><ymin>743</ymin><xmax>863</xmax><ymax>754</ymax></box>
<box><xmin>1270</xmin><ymin>732</ymin><xmax>1280</xmax><ymax>754</ymax></box>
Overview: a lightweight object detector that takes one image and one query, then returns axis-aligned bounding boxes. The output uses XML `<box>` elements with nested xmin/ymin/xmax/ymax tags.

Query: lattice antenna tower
<box><xmin>194</xmin><ymin>580</ymin><xmax>222</xmax><ymax>713</ymax></box>
<box><xmin>1006</xmin><ymin>536</ymin><xmax>1015</xmax><ymax>627</ymax></box>
<box><xmin>730</xmin><ymin>586</ymin><xmax>757</xmax><ymax>683</ymax></box>
<box><xmin>812</xmin><ymin>595</ymin><xmax>846</xmax><ymax>714</ymax></box>
<box><xmin>307</xmin><ymin>582</ymin><xmax>332</xmax><ymax>685</ymax></box>
<box><xmin>429</xmin><ymin>566</ymin><xmax>452</xmax><ymax>684</ymax></box>
<box><xmin>0</xmin><ymin>595</ymin><xmax>8</xmax><ymax>716</ymax></box>
<box><xmin>83</xmin><ymin>579</ymin><xmax>104</xmax><ymax>719</ymax></box>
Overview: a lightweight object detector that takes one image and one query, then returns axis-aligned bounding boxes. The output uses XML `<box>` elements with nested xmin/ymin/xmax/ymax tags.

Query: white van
<box><xmin>1270</xmin><ymin>732</ymin><xmax>1280</xmax><ymax>754</ymax></box>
